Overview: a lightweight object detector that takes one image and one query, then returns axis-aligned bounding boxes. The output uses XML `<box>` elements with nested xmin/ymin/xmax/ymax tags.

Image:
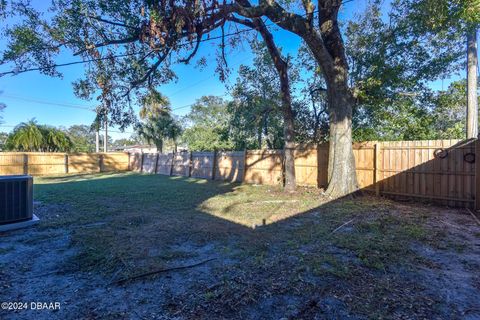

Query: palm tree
<box><xmin>137</xmin><ymin>89</ymin><xmax>183</xmax><ymax>153</ymax></box>
<box><xmin>139</xmin><ymin>89</ymin><xmax>171</xmax><ymax>120</ymax></box>
<box><xmin>137</xmin><ymin>115</ymin><xmax>182</xmax><ymax>153</ymax></box>
<box><xmin>166</xmin><ymin>119</ymin><xmax>182</xmax><ymax>153</ymax></box>
<box><xmin>6</xmin><ymin>119</ymin><xmax>73</xmax><ymax>152</ymax></box>
<box><xmin>43</xmin><ymin>127</ymin><xmax>73</xmax><ymax>152</ymax></box>
<box><xmin>8</xmin><ymin>119</ymin><xmax>44</xmax><ymax>151</ymax></box>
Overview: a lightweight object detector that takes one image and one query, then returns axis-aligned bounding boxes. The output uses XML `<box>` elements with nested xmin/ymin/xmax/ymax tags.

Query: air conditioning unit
<box><xmin>0</xmin><ymin>175</ymin><xmax>35</xmax><ymax>228</ymax></box>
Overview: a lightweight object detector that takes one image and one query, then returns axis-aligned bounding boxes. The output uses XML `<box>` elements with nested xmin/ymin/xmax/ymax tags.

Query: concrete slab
<box><xmin>0</xmin><ymin>214</ymin><xmax>40</xmax><ymax>233</ymax></box>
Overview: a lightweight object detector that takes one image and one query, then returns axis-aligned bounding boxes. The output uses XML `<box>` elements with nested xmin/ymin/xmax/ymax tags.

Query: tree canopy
<box><xmin>182</xmin><ymin>96</ymin><xmax>233</xmax><ymax>151</ymax></box>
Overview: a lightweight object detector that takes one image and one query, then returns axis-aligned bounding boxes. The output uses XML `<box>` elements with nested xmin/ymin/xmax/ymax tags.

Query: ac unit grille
<box><xmin>0</xmin><ymin>176</ymin><xmax>33</xmax><ymax>225</ymax></box>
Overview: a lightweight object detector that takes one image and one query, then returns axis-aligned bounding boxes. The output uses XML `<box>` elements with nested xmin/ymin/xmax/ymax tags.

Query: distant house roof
<box><xmin>121</xmin><ymin>145</ymin><xmax>157</xmax><ymax>153</ymax></box>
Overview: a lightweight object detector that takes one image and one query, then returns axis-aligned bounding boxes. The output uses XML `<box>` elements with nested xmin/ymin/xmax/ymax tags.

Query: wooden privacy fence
<box><xmin>0</xmin><ymin>152</ymin><xmax>129</xmax><ymax>175</ymax></box>
<box><xmin>0</xmin><ymin>141</ymin><xmax>474</xmax><ymax>208</ymax></box>
<box><xmin>131</xmin><ymin>139</ymin><xmax>477</xmax><ymax>208</ymax></box>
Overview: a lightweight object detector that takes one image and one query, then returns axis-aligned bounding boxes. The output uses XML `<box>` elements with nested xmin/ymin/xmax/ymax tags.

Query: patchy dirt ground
<box><xmin>1</xmin><ymin>173</ymin><xmax>480</xmax><ymax>319</ymax></box>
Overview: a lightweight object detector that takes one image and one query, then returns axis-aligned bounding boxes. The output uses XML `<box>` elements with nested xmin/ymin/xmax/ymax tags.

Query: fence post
<box><xmin>65</xmin><ymin>153</ymin><xmax>69</xmax><ymax>174</ymax></box>
<box><xmin>23</xmin><ymin>153</ymin><xmax>28</xmax><ymax>175</ymax></box>
<box><xmin>170</xmin><ymin>152</ymin><xmax>175</xmax><ymax>176</ymax></box>
<box><xmin>243</xmin><ymin>149</ymin><xmax>248</xmax><ymax>182</ymax></box>
<box><xmin>211</xmin><ymin>151</ymin><xmax>217</xmax><ymax>180</ymax></box>
<box><xmin>154</xmin><ymin>152</ymin><xmax>159</xmax><ymax>174</ymax></box>
<box><xmin>374</xmin><ymin>143</ymin><xmax>380</xmax><ymax>196</ymax></box>
<box><xmin>475</xmin><ymin>139</ymin><xmax>480</xmax><ymax>211</ymax></box>
<box><xmin>140</xmin><ymin>152</ymin><xmax>144</xmax><ymax>173</ymax></box>
<box><xmin>99</xmin><ymin>153</ymin><xmax>104</xmax><ymax>172</ymax></box>
<box><xmin>188</xmin><ymin>152</ymin><xmax>193</xmax><ymax>177</ymax></box>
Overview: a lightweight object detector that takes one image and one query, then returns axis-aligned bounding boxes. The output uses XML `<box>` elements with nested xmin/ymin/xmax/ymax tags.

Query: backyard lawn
<box><xmin>1</xmin><ymin>172</ymin><xmax>480</xmax><ymax>319</ymax></box>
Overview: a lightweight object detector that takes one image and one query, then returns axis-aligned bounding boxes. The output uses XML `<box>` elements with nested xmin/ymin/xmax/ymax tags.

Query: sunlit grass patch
<box><xmin>198</xmin><ymin>184</ymin><xmax>325</xmax><ymax>227</ymax></box>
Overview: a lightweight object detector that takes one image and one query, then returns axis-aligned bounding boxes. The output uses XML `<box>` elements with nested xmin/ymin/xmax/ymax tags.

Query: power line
<box><xmin>0</xmin><ymin>25</ymin><xmax>259</xmax><ymax>77</ymax></box>
<box><xmin>168</xmin><ymin>53</ymin><xmax>249</xmax><ymax>98</ymax></box>
<box><xmin>0</xmin><ymin>124</ymin><xmax>136</xmax><ymax>135</ymax></box>
<box><xmin>170</xmin><ymin>92</ymin><xmax>231</xmax><ymax>112</ymax></box>
<box><xmin>1</xmin><ymin>93</ymin><xmax>96</xmax><ymax>111</ymax></box>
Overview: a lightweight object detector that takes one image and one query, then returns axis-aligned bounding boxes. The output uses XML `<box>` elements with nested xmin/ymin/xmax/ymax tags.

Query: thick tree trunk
<box><xmin>466</xmin><ymin>28</ymin><xmax>478</xmax><ymax>139</ymax></box>
<box><xmin>325</xmin><ymin>82</ymin><xmax>358</xmax><ymax>198</ymax></box>
<box><xmin>232</xmin><ymin>0</ymin><xmax>357</xmax><ymax>196</ymax></box>
<box><xmin>282</xmin><ymin>96</ymin><xmax>296</xmax><ymax>192</ymax></box>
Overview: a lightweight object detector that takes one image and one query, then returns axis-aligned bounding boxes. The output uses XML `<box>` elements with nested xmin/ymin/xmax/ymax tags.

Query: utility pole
<box><xmin>103</xmin><ymin>114</ymin><xmax>108</xmax><ymax>152</ymax></box>
<box><xmin>466</xmin><ymin>28</ymin><xmax>478</xmax><ymax>139</ymax></box>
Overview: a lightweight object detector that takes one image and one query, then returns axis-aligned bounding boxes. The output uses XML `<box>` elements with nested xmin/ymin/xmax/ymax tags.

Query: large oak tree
<box><xmin>1</xmin><ymin>0</ymin><xmax>362</xmax><ymax>197</ymax></box>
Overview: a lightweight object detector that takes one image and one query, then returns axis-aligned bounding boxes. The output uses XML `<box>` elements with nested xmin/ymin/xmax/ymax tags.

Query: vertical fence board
<box><xmin>0</xmin><ymin>153</ymin><xmax>26</xmax><ymax>175</ymax></box>
<box><xmin>141</xmin><ymin>153</ymin><xmax>157</xmax><ymax>173</ymax></box>
<box><xmin>0</xmin><ymin>152</ymin><xmax>129</xmax><ymax>175</ymax></box>
<box><xmin>244</xmin><ymin>150</ymin><xmax>283</xmax><ymax>185</ymax></box>
<box><xmin>172</xmin><ymin>152</ymin><xmax>191</xmax><ymax>177</ymax></box>
<box><xmin>102</xmin><ymin>153</ymin><xmax>130</xmax><ymax>172</ymax></box>
<box><xmin>191</xmin><ymin>152</ymin><xmax>215</xmax><ymax>179</ymax></box>
<box><xmin>294</xmin><ymin>146</ymin><xmax>318</xmax><ymax>187</ymax></box>
<box><xmin>214</xmin><ymin>151</ymin><xmax>245</xmax><ymax>182</ymax></box>
<box><xmin>156</xmin><ymin>153</ymin><xmax>173</xmax><ymax>175</ymax></box>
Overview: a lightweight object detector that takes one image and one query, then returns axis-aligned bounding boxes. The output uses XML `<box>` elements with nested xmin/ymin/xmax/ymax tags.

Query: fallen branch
<box><xmin>14</xmin><ymin>270</ymin><xmax>63</xmax><ymax>280</ymax></box>
<box><xmin>439</xmin><ymin>219</ymin><xmax>459</xmax><ymax>229</ymax></box>
<box><xmin>330</xmin><ymin>218</ymin><xmax>354</xmax><ymax>234</ymax></box>
<box><xmin>255</xmin><ymin>200</ymin><xmax>299</xmax><ymax>204</ymax></box>
<box><xmin>467</xmin><ymin>209</ymin><xmax>480</xmax><ymax>226</ymax></box>
<box><xmin>111</xmin><ymin>258</ymin><xmax>216</xmax><ymax>285</ymax></box>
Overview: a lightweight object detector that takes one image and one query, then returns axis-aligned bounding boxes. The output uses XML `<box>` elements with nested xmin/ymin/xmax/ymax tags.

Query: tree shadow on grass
<box><xmin>2</xmin><ymin>164</ymin><xmax>479</xmax><ymax>320</ymax></box>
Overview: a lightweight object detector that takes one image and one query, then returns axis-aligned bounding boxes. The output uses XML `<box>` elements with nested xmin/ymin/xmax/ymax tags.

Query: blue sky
<box><xmin>0</xmin><ymin>0</ymin><xmax>468</xmax><ymax>140</ymax></box>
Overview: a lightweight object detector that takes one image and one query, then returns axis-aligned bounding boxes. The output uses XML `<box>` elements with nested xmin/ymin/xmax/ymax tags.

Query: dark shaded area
<box><xmin>373</xmin><ymin>139</ymin><xmax>475</xmax><ymax>208</ymax></box>
<box><xmin>0</xmin><ymin>173</ymin><xmax>479</xmax><ymax>319</ymax></box>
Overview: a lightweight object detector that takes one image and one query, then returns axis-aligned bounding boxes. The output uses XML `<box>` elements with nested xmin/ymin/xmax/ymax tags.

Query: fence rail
<box><xmin>0</xmin><ymin>152</ymin><xmax>129</xmax><ymax>175</ymax></box>
<box><xmin>130</xmin><ymin>139</ymin><xmax>475</xmax><ymax>208</ymax></box>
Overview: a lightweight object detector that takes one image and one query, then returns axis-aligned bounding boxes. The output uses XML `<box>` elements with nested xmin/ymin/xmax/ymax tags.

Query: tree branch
<box><xmin>129</xmin><ymin>49</ymin><xmax>171</xmax><ymax>89</ymax></box>
<box><xmin>178</xmin><ymin>32</ymin><xmax>202</xmax><ymax>63</ymax></box>
<box><xmin>74</xmin><ymin>33</ymin><xmax>141</xmax><ymax>56</ymax></box>
<box><xmin>221</xmin><ymin>20</ymin><xmax>228</xmax><ymax>68</ymax></box>
<box><xmin>85</xmin><ymin>14</ymin><xmax>138</xmax><ymax>30</ymax></box>
<box><xmin>318</xmin><ymin>0</ymin><xmax>348</xmax><ymax>69</ymax></box>
<box><xmin>228</xmin><ymin>16</ymin><xmax>256</xmax><ymax>29</ymax></box>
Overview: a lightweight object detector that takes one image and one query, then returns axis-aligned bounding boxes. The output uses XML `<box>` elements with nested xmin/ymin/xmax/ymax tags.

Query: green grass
<box><xmin>33</xmin><ymin>172</ymin><xmax>438</xmax><ymax>277</ymax></box>
<box><xmin>0</xmin><ymin>246</ymin><xmax>14</xmax><ymax>254</ymax></box>
<box><xmin>33</xmin><ymin>173</ymin><xmax>328</xmax><ymax>274</ymax></box>
<box><xmin>35</xmin><ymin>172</ymin><xmax>325</xmax><ymax>228</ymax></box>
<box><xmin>26</xmin><ymin>172</ymin><xmax>468</xmax><ymax>317</ymax></box>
